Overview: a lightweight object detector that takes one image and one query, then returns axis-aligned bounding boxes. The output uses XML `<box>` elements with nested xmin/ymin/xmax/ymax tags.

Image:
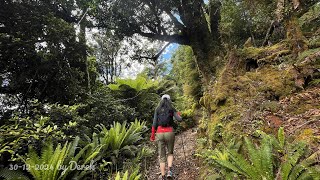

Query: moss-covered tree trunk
<box><xmin>285</xmin><ymin>17</ymin><xmax>308</xmax><ymax>55</ymax></box>
<box><xmin>180</xmin><ymin>0</ymin><xmax>221</xmax><ymax>84</ymax></box>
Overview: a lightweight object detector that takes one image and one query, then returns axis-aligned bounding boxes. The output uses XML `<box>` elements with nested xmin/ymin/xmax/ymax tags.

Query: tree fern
<box><xmin>108</xmin><ymin>76</ymin><xmax>158</xmax><ymax>92</ymax></box>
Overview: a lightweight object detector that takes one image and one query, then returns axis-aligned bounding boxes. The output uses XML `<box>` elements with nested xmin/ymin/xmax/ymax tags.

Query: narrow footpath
<box><xmin>146</xmin><ymin>128</ymin><xmax>200</xmax><ymax>180</ymax></box>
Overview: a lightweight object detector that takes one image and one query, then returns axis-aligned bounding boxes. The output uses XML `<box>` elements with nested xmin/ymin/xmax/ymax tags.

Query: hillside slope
<box><xmin>199</xmin><ymin>35</ymin><xmax>320</xmax><ymax>150</ymax></box>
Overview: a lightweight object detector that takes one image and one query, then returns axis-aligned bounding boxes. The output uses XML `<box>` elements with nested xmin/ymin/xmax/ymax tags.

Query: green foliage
<box><xmin>220</xmin><ymin>0</ymin><xmax>276</xmax><ymax>47</ymax></box>
<box><xmin>202</xmin><ymin>136</ymin><xmax>274</xmax><ymax>179</ymax></box>
<box><xmin>0</xmin><ymin>168</ymin><xmax>29</xmax><ymax>180</ymax></box>
<box><xmin>199</xmin><ymin>128</ymin><xmax>320</xmax><ymax>179</ymax></box>
<box><xmin>7</xmin><ymin>120</ymin><xmax>148</xmax><ymax>180</ymax></box>
<box><xmin>72</xmin><ymin>120</ymin><xmax>150</xmax><ymax>178</ymax></box>
<box><xmin>0</xmin><ymin>0</ymin><xmax>90</xmax><ymax>105</ymax></box>
<box><xmin>94</xmin><ymin>120</ymin><xmax>147</xmax><ymax>169</ymax></box>
<box><xmin>97</xmin><ymin>121</ymin><xmax>144</xmax><ymax>154</ymax></box>
<box><xmin>82</xmin><ymin>86</ymin><xmax>137</xmax><ymax>128</ymax></box>
<box><xmin>299</xmin><ymin>3</ymin><xmax>320</xmax><ymax>33</ymax></box>
<box><xmin>170</xmin><ymin>46</ymin><xmax>202</xmax><ymax>102</ymax></box>
<box><xmin>106</xmin><ymin>75</ymin><xmax>160</xmax><ymax>122</ymax></box>
<box><xmin>17</xmin><ymin>136</ymin><xmax>100</xmax><ymax>180</ymax></box>
<box><xmin>108</xmin><ymin>76</ymin><xmax>158</xmax><ymax>92</ymax></box>
<box><xmin>309</xmin><ymin>79</ymin><xmax>320</xmax><ymax>86</ymax></box>
<box><xmin>0</xmin><ymin>102</ymin><xmax>86</xmax><ymax>165</ymax></box>
<box><xmin>114</xmin><ymin>169</ymin><xmax>141</xmax><ymax>180</ymax></box>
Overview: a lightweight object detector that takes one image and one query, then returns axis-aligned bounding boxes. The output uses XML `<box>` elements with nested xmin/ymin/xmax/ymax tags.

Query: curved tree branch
<box><xmin>137</xmin><ymin>31</ymin><xmax>189</xmax><ymax>45</ymax></box>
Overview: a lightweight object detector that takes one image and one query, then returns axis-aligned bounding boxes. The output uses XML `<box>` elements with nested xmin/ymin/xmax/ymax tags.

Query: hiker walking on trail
<box><xmin>150</xmin><ymin>94</ymin><xmax>182</xmax><ymax>180</ymax></box>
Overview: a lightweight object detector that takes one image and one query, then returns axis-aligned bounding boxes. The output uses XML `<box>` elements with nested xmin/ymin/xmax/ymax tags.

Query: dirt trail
<box><xmin>146</xmin><ymin>129</ymin><xmax>200</xmax><ymax>180</ymax></box>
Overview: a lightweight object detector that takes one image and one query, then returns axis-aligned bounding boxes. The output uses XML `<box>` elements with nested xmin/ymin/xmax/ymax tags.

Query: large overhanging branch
<box><xmin>137</xmin><ymin>30</ymin><xmax>189</xmax><ymax>45</ymax></box>
<box><xmin>131</xmin><ymin>42</ymin><xmax>172</xmax><ymax>62</ymax></box>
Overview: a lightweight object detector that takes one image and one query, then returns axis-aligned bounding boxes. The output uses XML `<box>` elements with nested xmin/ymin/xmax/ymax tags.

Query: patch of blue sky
<box><xmin>160</xmin><ymin>43</ymin><xmax>179</xmax><ymax>61</ymax></box>
<box><xmin>174</xmin><ymin>14</ymin><xmax>184</xmax><ymax>24</ymax></box>
<box><xmin>159</xmin><ymin>43</ymin><xmax>180</xmax><ymax>74</ymax></box>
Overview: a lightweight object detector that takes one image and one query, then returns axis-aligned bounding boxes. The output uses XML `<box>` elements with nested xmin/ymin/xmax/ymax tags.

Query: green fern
<box><xmin>201</xmin><ymin>128</ymin><xmax>320</xmax><ymax>180</ymax></box>
<box><xmin>113</xmin><ymin>169</ymin><xmax>141</xmax><ymax>180</ymax></box>
<box><xmin>280</xmin><ymin>142</ymin><xmax>307</xmax><ymax>180</ymax></box>
<box><xmin>278</xmin><ymin>127</ymin><xmax>285</xmax><ymax>149</ymax></box>
<box><xmin>287</xmin><ymin>150</ymin><xmax>320</xmax><ymax>180</ymax></box>
<box><xmin>214</xmin><ymin>136</ymin><xmax>274</xmax><ymax>179</ymax></box>
<box><xmin>18</xmin><ymin>142</ymin><xmax>68</xmax><ymax>180</ymax></box>
<box><xmin>83</xmin><ymin>121</ymin><xmax>147</xmax><ymax>173</ymax></box>
<box><xmin>18</xmin><ymin>136</ymin><xmax>100</xmax><ymax>180</ymax></box>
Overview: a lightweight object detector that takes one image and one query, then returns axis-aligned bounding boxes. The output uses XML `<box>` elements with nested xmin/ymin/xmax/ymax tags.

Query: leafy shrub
<box><xmin>1</xmin><ymin>120</ymin><xmax>149</xmax><ymax>180</ymax></box>
<box><xmin>82</xmin><ymin>86</ymin><xmax>137</xmax><ymax>130</ymax></box>
<box><xmin>0</xmin><ymin>103</ymin><xmax>85</xmax><ymax>166</ymax></box>
<box><xmin>72</xmin><ymin>120</ymin><xmax>149</xmax><ymax>179</ymax></box>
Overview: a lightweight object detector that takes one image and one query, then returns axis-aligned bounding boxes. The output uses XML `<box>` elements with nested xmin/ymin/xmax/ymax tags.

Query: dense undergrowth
<box><xmin>197</xmin><ymin>18</ymin><xmax>320</xmax><ymax>180</ymax></box>
<box><xmin>0</xmin><ymin>73</ymin><xmax>198</xmax><ymax>179</ymax></box>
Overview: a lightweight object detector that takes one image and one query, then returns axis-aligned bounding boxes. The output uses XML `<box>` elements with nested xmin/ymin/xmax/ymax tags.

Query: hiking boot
<box><xmin>166</xmin><ymin>170</ymin><xmax>173</xmax><ymax>179</ymax></box>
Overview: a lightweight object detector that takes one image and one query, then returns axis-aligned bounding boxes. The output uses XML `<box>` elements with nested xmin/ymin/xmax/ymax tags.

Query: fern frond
<box><xmin>129</xmin><ymin>168</ymin><xmax>141</xmax><ymax>180</ymax></box>
<box><xmin>66</xmin><ymin>136</ymin><xmax>80</xmax><ymax>162</ymax></box>
<box><xmin>228</xmin><ymin>149</ymin><xmax>258</xmax><ymax>179</ymax></box>
<box><xmin>24</xmin><ymin>147</ymin><xmax>42</xmax><ymax>179</ymax></box>
<box><xmin>41</xmin><ymin>141</ymin><xmax>53</xmax><ymax>166</ymax></box>
<box><xmin>289</xmin><ymin>150</ymin><xmax>320</xmax><ymax>180</ymax></box>
<box><xmin>278</xmin><ymin>127</ymin><xmax>285</xmax><ymax>149</ymax></box>
<box><xmin>259</xmin><ymin>136</ymin><xmax>274</xmax><ymax>179</ymax></box>
<box><xmin>308</xmin><ymin>165</ymin><xmax>320</xmax><ymax>180</ymax></box>
<box><xmin>244</xmin><ymin>137</ymin><xmax>261</xmax><ymax>173</ymax></box>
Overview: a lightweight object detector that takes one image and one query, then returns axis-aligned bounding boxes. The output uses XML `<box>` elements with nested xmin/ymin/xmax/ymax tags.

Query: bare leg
<box><xmin>167</xmin><ymin>154</ymin><xmax>173</xmax><ymax>169</ymax></box>
<box><xmin>160</xmin><ymin>162</ymin><xmax>166</xmax><ymax>176</ymax></box>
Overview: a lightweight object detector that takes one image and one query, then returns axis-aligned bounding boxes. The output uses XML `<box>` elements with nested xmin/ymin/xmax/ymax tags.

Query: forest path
<box><xmin>146</xmin><ymin>128</ymin><xmax>200</xmax><ymax>180</ymax></box>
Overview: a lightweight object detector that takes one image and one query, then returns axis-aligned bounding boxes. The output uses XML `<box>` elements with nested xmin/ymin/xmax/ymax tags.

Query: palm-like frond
<box><xmin>18</xmin><ymin>136</ymin><xmax>99</xmax><ymax>180</ymax></box>
<box><xmin>288</xmin><ymin>150</ymin><xmax>320</xmax><ymax>180</ymax></box>
<box><xmin>113</xmin><ymin>169</ymin><xmax>141</xmax><ymax>180</ymax></box>
<box><xmin>202</xmin><ymin>128</ymin><xmax>320</xmax><ymax>180</ymax></box>
<box><xmin>280</xmin><ymin>142</ymin><xmax>307</xmax><ymax>180</ymax></box>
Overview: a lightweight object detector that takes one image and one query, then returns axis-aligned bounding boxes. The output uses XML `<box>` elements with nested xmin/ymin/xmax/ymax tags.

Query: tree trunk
<box><xmin>285</xmin><ymin>17</ymin><xmax>308</xmax><ymax>55</ymax></box>
<box><xmin>180</xmin><ymin>0</ymin><xmax>221</xmax><ymax>84</ymax></box>
<box><xmin>79</xmin><ymin>22</ymin><xmax>91</xmax><ymax>94</ymax></box>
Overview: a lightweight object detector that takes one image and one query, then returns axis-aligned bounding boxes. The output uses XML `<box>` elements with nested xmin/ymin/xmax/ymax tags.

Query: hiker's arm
<box><xmin>174</xmin><ymin>111</ymin><xmax>182</xmax><ymax>121</ymax></box>
<box><xmin>150</xmin><ymin>110</ymin><xmax>158</xmax><ymax>141</ymax></box>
